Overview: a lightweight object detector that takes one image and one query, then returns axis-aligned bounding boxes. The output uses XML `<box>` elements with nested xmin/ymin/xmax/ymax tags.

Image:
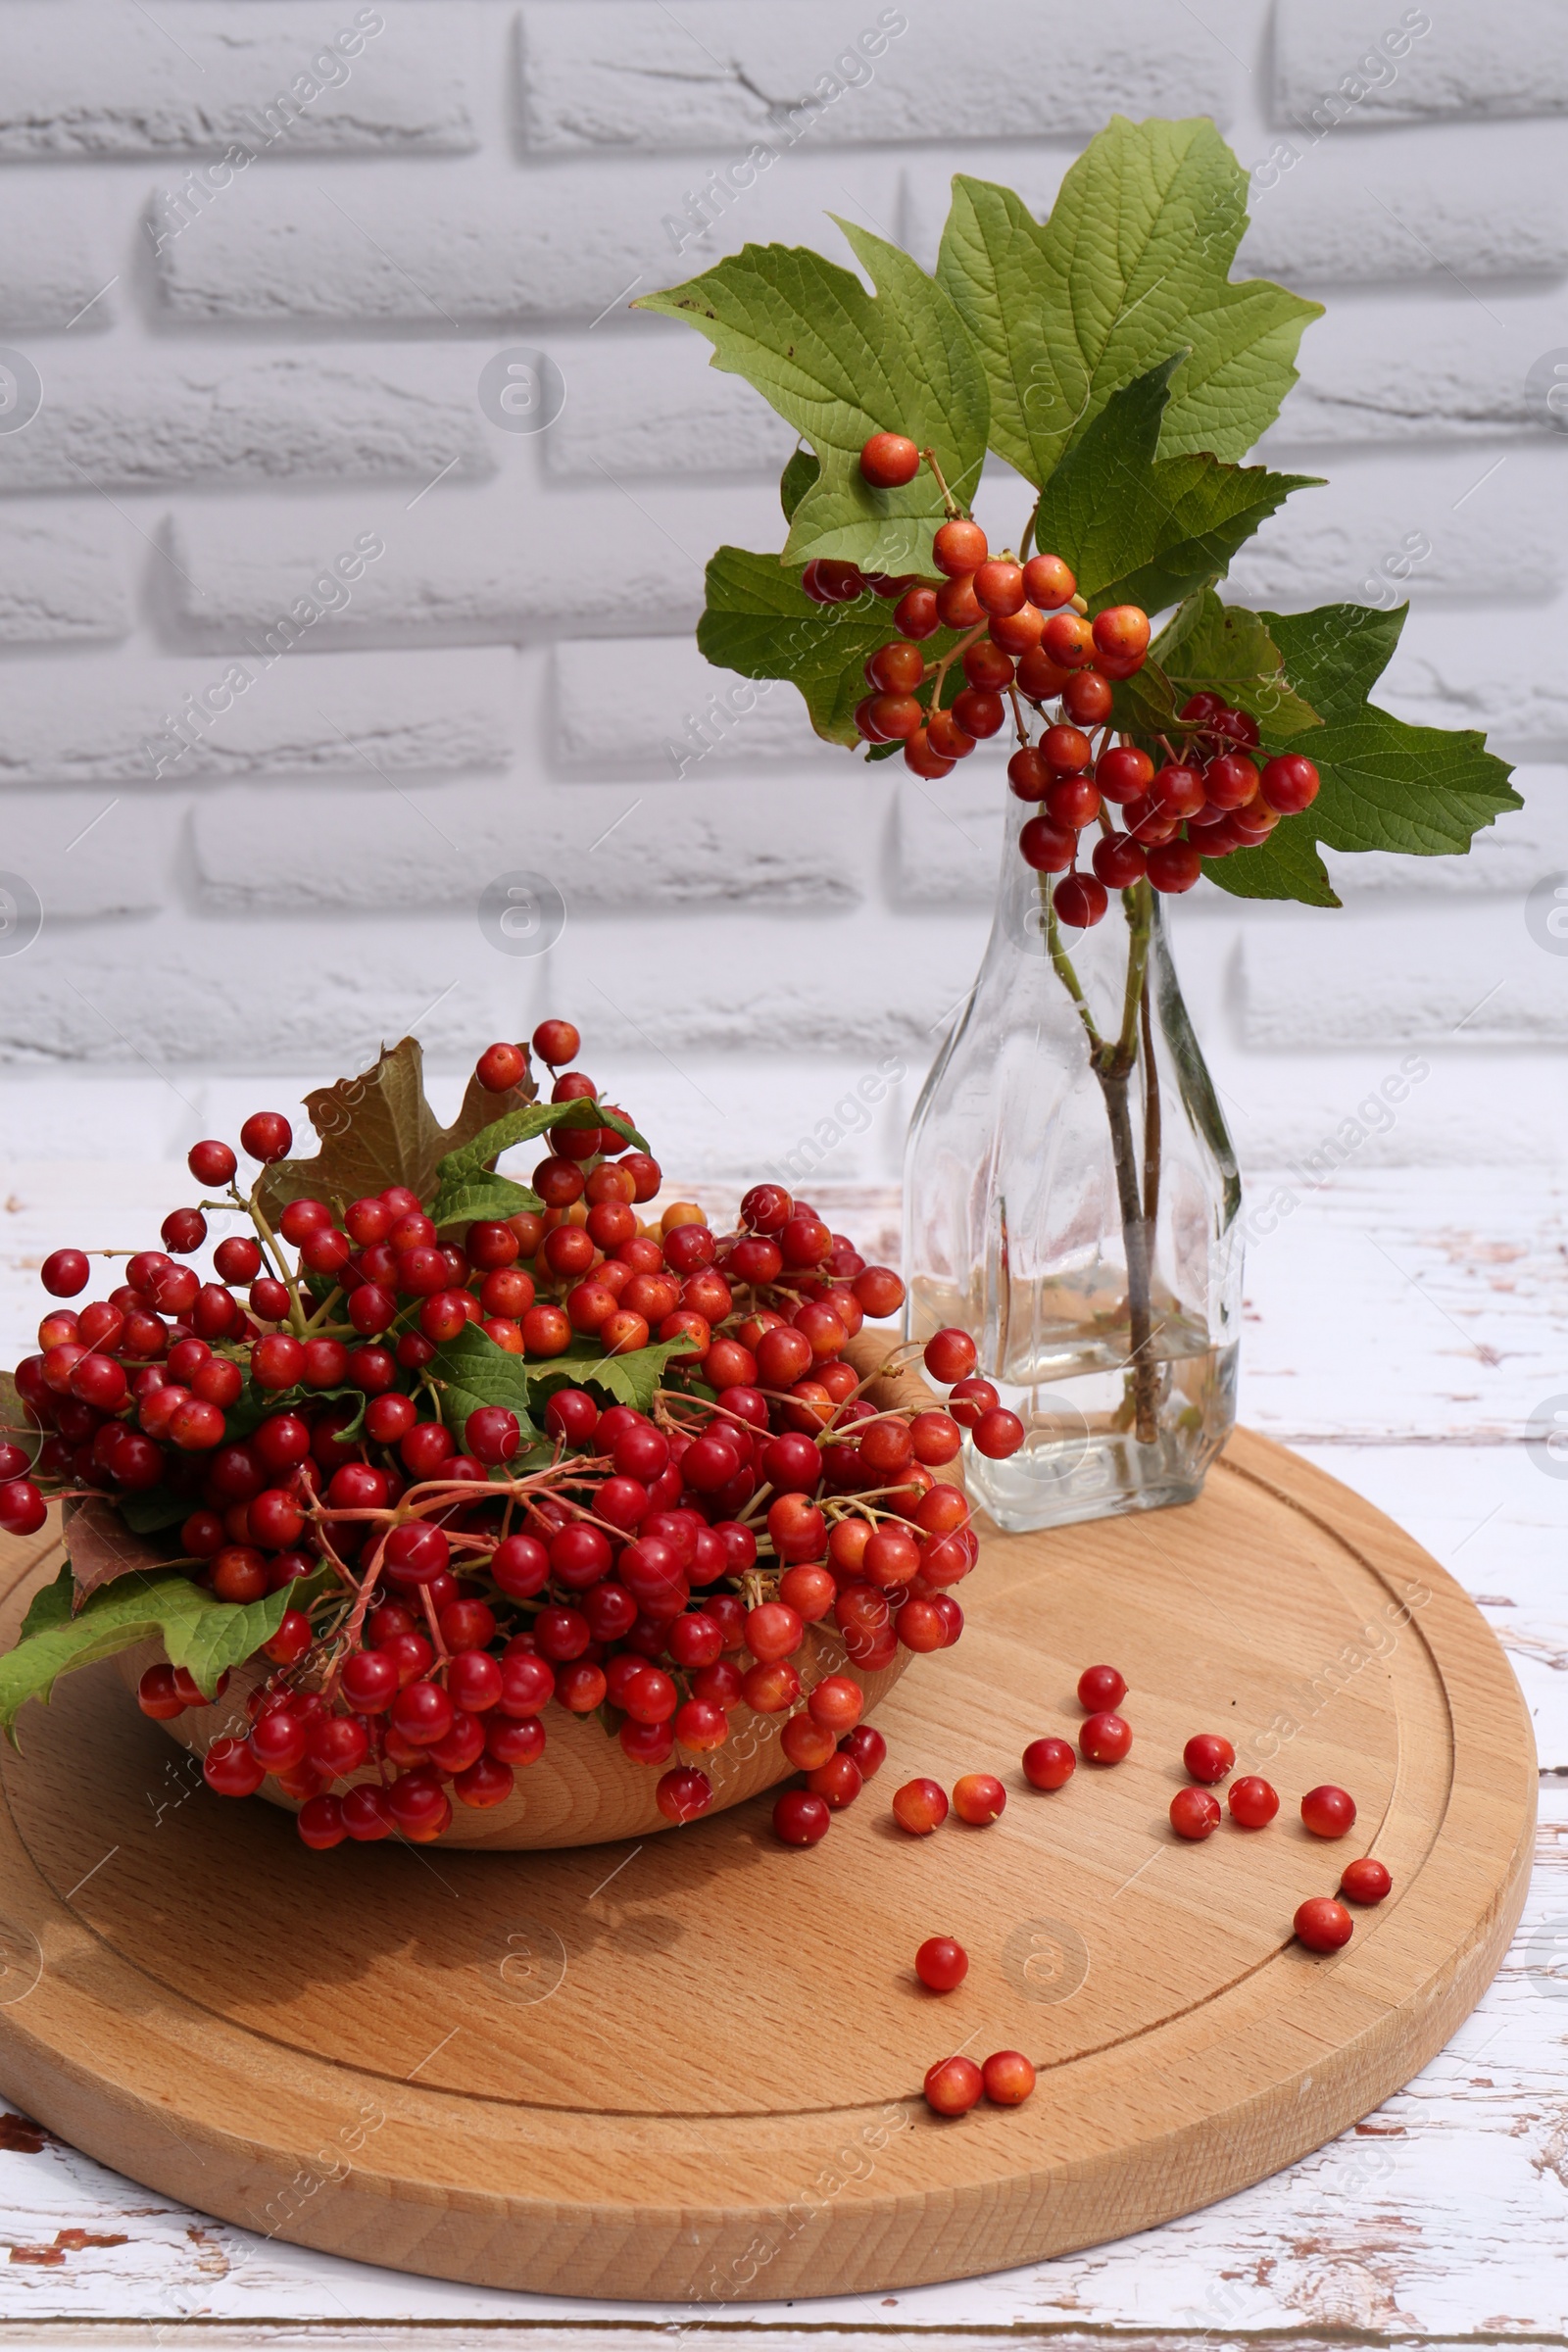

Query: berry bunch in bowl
<box><xmin>0</xmin><ymin>1023</ymin><xmax>1020</xmax><ymax>1854</ymax></box>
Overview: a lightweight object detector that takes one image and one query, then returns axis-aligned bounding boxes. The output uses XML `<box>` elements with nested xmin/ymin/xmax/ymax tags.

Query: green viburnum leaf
<box><xmin>427</xmin><ymin>1101</ymin><xmax>645</xmax><ymax>1231</ymax></box>
<box><xmin>118</xmin><ymin>1491</ymin><xmax>190</xmax><ymax>1535</ymax></box>
<box><xmin>1030</xmin><ymin>361</ymin><xmax>1320</xmax><ymax>618</ymax></box>
<box><xmin>936</xmin><ymin>118</ymin><xmax>1321</xmax><ymax>486</ymax></box>
<box><xmin>424</xmin><ymin>1323</ymin><xmax>536</xmax><ymax>1444</ymax></box>
<box><xmin>0</xmin><ymin>1561</ymin><xmax>332</xmax><ymax>1740</ymax></box>
<box><xmin>1200</xmin><ymin>822</ymin><xmax>1341</xmax><ymax>909</ymax></box>
<box><xmin>780</xmin><ymin>448</ymin><xmax>819</xmax><ymax>522</ymax></box>
<box><xmin>637</xmin><ymin>221</ymin><xmax>990</xmax><ymax>574</ymax></box>
<box><xmin>1113</xmin><ymin>588</ymin><xmax>1322</xmax><ymax>743</ymax></box>
<box><xmin>222</xmin><ymin>1378</ymin><xmax>367</xmax><ymax>1446</ymax></box>
<box><xmin>257</xmin><ymin>1034</ymin><xmax>539</xmax><ymax>1223</ymax></box>
<box><xmin>526</xmin><ymin>1335</ymin><xmax>701</xmax><ymax>1417</ymax></box>
<box><xmin>0</xmin><ymin>1370</ymin><xmax>38</xmax><ymax>1468</ymax></box>
<box><xmin>174</xmin><ymin>1568</ymin><xmax>335</xmax><ymax>1698</ymax></box>
<box><xmin>697</xmin><ymin>544</ymin><xmax>968</xmax><ymax>747</ymax></box>
<box><xmin>427</xmin><ymin>1170</ymin><xmax>543</xmax><ymax>1229</ymax></box>
<box><xmin>426</xmin><ymin>1323</ymin><xmax>702</xmax><ymax>1434</ymax></box>
<box><xmin>1263</xmin><ymin>602</ymin><xmax>1524</xmax><ymax>861</ymax></box>
<box><xmin>1203</xmin><ymin>602</ymin><xmax>1521</xmax><ymax>906</ymax></box>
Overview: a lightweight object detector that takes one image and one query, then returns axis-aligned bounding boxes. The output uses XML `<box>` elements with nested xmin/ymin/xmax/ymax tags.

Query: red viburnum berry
<box><xmin>859</xmin><ymin>431</ymin><xmax>920</xmax><ymax>488</ymax></box>
<box><xmin>932</xmin><ymin>518</ymin><xmax>987</xmax><ymax>576</ymax></box>
<box><xmin>1022</xmin><ymin>552</ymin><xmax>1075</xmax><ymax>609</ymax></box>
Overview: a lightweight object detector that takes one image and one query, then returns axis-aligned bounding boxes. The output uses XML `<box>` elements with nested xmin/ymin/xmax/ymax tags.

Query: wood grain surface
<box><xmin>0</xmin><ymin>1423</ymin><xmax>1535</xmax><ymax>2302</ymax></box>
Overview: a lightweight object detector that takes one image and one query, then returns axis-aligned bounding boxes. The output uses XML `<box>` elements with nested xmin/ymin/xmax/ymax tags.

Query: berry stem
<box><xmin>1043</xmin><ymin>877</ymin><xmax>1104</xmax><ymax>1057</ymax></box>
<box><xmin>1140</xmin><ymin>963</ymin><xmax>1163</xmax><ymax>1278</ymax></box>
<box><xmin>1043</xmin><ymin>874</ymin><xmax>1160</xmax><ymax>1445</ymax></box>
<box><xmin>301</xmin><ymin>1286</ymin><xmax>347</xmax><ymax>1336</ymax></box>
<box><xmin>418</xmin><ymin>1582</ymin><xmax>451</xmax><ymax>1665</ymax></box>
<box><xmin>1095</xmin><ymin>1061</ymin><xmax>1157</xmax><ymax>1446</ymax></box>
<box><xmin>926</xmin><ymin>620</ymin><xmax>986</xmax><ymax>708</ymax></box>
<box><xmin>1110</xmin><ymin>879</ymin><xmax>1152</xmax><ymax>1072</ymax></box>
<box><xmin>243</xmin><ymin>1184</ymin><xmax>310</xmax><ymax>1339</ymax></box>
<box><xmin>919</xmin><ymin>446</ymin><xmax>962</xmax><ymax>519</ymax></box>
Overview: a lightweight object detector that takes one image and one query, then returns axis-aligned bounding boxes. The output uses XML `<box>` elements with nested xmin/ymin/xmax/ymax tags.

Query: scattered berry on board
<box><xmin>952</xmin><ymin>1771</ymin><xmax>1006</xmax><ymax>1825</ymax></box>
<box><xmin>1340</xmin><ymin>1857</ymin><xmax>1392</xmax><ymax>1904</ymax></box>
<box><xmin>1022</xmin><ymin>1736</ymin><xmax>1076</xmax><ymax>1790</ymax></box>
<box><xmin>1301</xmin><ymin>1784</ymin><xmax>1357</xmax><ymax>1838</ymax></box>
<box><xmin>981</xmin><ymin>2050</ymin><xmax>1037</xmax><ymax>2107</ymax></box>
<box><xmin>893</xmin><ymin>1777</ymin><xmax>951</xmax><ymax>1836</ymax></box>
<box><xmin>1079</xmin><ymin>1710</ymin><xmax>1132</xmax><ymax>1766</ymax></box>
<box><xmin>1294</xmin><ymin>1896</ymin><xmax>1354</xmax><ymax>1954</ymax></box>
<box><xmin>915</xmin><ymin>1936</ymin><xmax>968</xmax><ymax>1992</ymax></box>
<box><xmin>1182</xmin><ymin>1733</ymin><xmax>1235</xmax><ymax>1785</ymax></box>
<box><xmin>923</xmin><ymin>2054</ymin><xmax>984</xmax><ymax>2116</ymax></box>
<box><xmin>1170</xmin><ymin>1787</ymin><xmax>1221</xmax><ymax>1841</ymax></box>
<box><xmin>1228</xmin><ymin>1775</ymin><xmax>1280</xmax><ymax>1829</ymax></box>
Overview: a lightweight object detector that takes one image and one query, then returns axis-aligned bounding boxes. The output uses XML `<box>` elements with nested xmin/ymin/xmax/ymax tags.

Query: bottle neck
<box><xmin>985</xmin><ymin>792</ymin><xmax>1165</xmax><ymax>970</ymax></box>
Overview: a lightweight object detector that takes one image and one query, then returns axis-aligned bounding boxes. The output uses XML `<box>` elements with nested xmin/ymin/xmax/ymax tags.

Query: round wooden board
<box><xmin>0</xmin><ymin>1431</ymin><xmax>1535</xmax><ymax>2303</ymax></box>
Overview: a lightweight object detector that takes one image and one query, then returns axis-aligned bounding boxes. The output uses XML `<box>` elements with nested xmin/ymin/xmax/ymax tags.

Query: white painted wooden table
<box><xmin>1</xmin><ymin>1162</ymin><xmax>1564</xmax><ymax>2345</ymax></box>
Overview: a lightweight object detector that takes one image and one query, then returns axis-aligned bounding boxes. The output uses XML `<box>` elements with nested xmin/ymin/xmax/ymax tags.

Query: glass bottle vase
<box><xmin>904</xmin><ymin>797</ymin><xmax>1243</xmax><ymax>1533</ymax></box>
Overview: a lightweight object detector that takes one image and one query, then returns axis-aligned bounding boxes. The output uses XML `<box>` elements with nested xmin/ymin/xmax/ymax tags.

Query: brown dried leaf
<box><xmin>64</xmin><ymin>1494</ymin><xmax>176</xmax><ymax>1611</ymax></box>
<box><xmin>256</xmin><ymin>1035</ymin><xmax>538</xmax><ymax>1222</ymax></box>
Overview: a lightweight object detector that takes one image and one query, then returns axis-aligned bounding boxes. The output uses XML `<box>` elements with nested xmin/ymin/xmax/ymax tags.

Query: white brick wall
<box><xmin>0</xmin><ymin>0</ymin><xmax>1563</xmax><ymax>1195</ymax></box>
<box><xmin>0</xmin><ymin>5</ymin><xmax>477</xmax><ymax>157</ymax></box>
<box><xmin>516</xmin><ymin>3</ymin><xmax>1232</xmax><ymax>150</ymax></box>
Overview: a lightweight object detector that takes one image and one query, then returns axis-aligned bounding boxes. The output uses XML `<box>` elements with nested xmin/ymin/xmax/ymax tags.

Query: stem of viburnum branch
<box><xmin>1111</xmin><ymin>881</ymin><xmax>1152</xmax><ymax>1070</ymax></box>
<box><xmin>653</xmin><ymin>1389</ymin><xmax>760</xmax><ymax>1441</ymax></box>
<box><xmin>1044</xmin><ymin>877</ymin><xmax>1103</xmax><ymax>1056</ymax></box>
<box><xmin>832</xmin><ymin>1341</ymin><xmax>923</xmax><ymax>1413</ymax></box>
<box><xmin>1042</xmin><ymin>870</ymin><xmax>1160</xmax><ymax>1444</ymax></box>
<box><xmin>243</xmin><ymin>1183</ymin><xmax>310</xmax><ymax>1339</ymax></box>
<box><xmin>835</xmin><ymin>1486</ymin><xmax>924</xmax><ymax>1519</ymax></box>
<box><xmin>920</xmin><ymin>446</ymin><xmax>962</xmax><ymax>518</ymax></box>
<box><xmin>1006</xmin><ymin>685</ymin><xmax>1031</xmax><ymax>747</ymax></box>
<box><xmin>316</xmin><ymin>1454</ymin><xmax>615</xmax><ymax>1657</ymax></box>
<box><xmin>419</xmin><ymin>1583</ymin><xmax>450</xmax><ymax>1664</ymax></box>
<box><xmin>1140</xmin><ymin>961</ymin><xmax>1163</xmax><ymax>1258</ymax></box>
<box><xmin>926</xmin><ymin>620</ymin><xmax>985</xmax><ymax>707</ymax></box>
<box><xmin>1019</xmin><ymin>495</ymin><xmax>1040</xmax><ymax>564</ymax></box>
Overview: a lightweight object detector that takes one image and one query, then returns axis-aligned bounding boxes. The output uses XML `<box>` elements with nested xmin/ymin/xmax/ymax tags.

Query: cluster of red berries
<box><xmin>4</xmin><ymin>1020</ymin><xmax>1024</xmax><ymax>1853</ymax></box>
<box><xmin>1008</xmin><ymin>692</ymin><xmax>1320</xmax><ymax>920</ymax></box>
<box><xmin>759</xmin><ymin>1325</ymin><xmax>1025</xmax><ymax>1853</ymax></box>
<box><xmin>810</xmin><ymin>434</ymin><xmax>1326</xmax><ymax>926</ymax></box>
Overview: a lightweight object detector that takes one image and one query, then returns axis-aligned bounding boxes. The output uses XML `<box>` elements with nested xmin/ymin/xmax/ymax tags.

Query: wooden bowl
<box><xmin>117</xmin><ymin>1335</ymin><xmax>954</xmax><ymax>1849</ymax></box>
